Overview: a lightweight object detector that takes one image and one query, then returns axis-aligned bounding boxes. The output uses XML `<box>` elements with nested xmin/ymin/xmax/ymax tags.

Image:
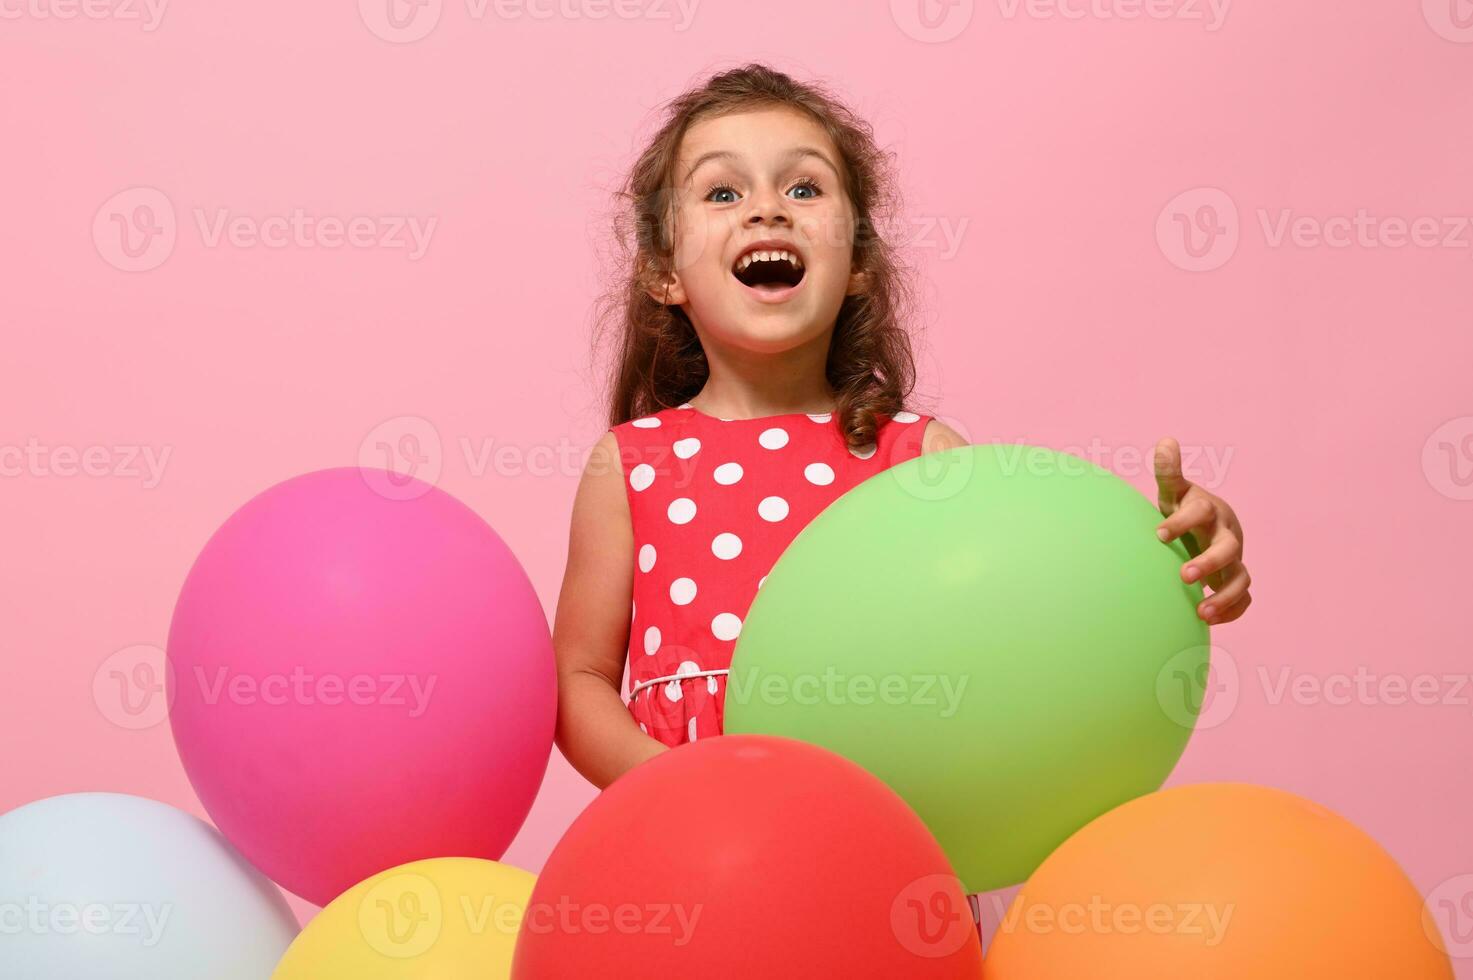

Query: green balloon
<box><xmin>724</xmin><ymin>444</ymin><xmax>1209</xmax><ymax>893</ymax></box>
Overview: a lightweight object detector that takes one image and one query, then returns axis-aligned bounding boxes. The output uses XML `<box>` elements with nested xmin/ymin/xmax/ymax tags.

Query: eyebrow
<box><xmin>682</xmin><ymin>145</ymin><xmax>840</xmax><ymax>185</ymax></box>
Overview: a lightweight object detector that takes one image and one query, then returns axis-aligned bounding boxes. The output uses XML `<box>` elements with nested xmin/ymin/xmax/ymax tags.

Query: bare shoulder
<box><xmin>587</xmin><ymin>429</ymin><xmax>624</xmax><ymax>476</ymax></box>
<box><xmin>921</xmin><ymin>417</ymin><xmax>969</xmax><ymax>454</ymax></box>
<box><xmin>573</xmin><ymin>431</ymin><xmax>631</xmax><ymax>532</ymax></box>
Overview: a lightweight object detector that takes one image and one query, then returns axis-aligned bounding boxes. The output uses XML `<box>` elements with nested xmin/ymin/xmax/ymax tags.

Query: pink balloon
<box><xmin>167</xmin><ymin>467</ymin><xmax>555</xmax><ymax>907</ymax></box>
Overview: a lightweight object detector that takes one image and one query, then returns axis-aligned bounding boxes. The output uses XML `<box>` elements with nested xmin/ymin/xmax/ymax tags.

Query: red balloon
<box><xmin>512</xmin><ymin>734</ymin><xmax>983</xmax><ymax>979</ymax></box>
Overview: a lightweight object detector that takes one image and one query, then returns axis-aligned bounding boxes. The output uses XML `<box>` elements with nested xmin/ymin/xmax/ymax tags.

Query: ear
<box><xmin>845</xmin><ymin>267</ymin><xmax>870</xmax><ymax>296</ymax></box>
<box><xmin>642</xmin><ymin>260</ymin><xmax>688</xmax><ymax>307</ymax></box>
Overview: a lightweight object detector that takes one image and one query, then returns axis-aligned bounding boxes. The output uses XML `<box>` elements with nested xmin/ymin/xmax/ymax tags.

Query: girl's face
<box><xmin>651</xmin><ymin>106</ymin><xmax>864</xmax><ymax>353</ymax></box>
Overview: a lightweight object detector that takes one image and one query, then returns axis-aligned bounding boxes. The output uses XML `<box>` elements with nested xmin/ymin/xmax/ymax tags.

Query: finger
<box><xmin>1182</xmin><ymin>527</ymin><xmax>1242</xmax><ymax>584</ymax></box>
<box><xmin>1203</xmin><ymin>590</ymin><xmax>1252</xmax><ymax>625</ymax></box>
<box><xmin>1198</xmin><ymin>564</ymin><xmax>1251</xmax><ymax>618</ymax></box>
<box><xmin>1156</xmin><ymin>494</ymin><xmax>1215</xmax><ymax>544</ymax></box>
<box><xmin>1154</xmin><ymin>437</ymin><xmax>1191</xmax><ymax>511</ymax></box>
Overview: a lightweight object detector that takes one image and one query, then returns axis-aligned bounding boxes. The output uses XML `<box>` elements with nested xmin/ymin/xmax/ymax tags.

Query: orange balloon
<box><xmin>983</xmin><ymin>783</ymin><xmax>1453</xmax><ymax>980</ymax></box>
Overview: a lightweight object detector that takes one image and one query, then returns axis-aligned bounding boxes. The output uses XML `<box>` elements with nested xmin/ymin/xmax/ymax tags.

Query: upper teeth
<box><xmin>737</xmin><ymin>249</ymin><xmax>803</xmax><ymax>271</ymax></box>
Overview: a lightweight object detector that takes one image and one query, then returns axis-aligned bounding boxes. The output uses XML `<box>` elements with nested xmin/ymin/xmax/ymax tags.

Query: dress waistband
<box><xmin>626</xmin><ymin>668</ymin><xmax>731</xmax><ymax>703</ymax></box>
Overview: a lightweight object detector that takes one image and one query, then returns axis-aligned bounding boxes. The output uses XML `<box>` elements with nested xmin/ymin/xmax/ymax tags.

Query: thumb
<box><xmin>1154</xmin><ymin>437</ymin><xmax>1191</xmax><ymax>510</ymax></box>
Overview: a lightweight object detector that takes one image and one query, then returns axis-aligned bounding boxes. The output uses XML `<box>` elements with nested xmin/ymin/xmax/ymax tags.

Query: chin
<box><xmin>719</xmin><ymin>313</ymin><xmax>830</xmax><ymax>351</ymax></box>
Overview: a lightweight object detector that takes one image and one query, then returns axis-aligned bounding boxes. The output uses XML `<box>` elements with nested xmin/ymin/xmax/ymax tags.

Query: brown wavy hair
<box><xmin>592</xmin><ymin>62</ymin><xmax>927</xmax><ymax>450</ymax></box>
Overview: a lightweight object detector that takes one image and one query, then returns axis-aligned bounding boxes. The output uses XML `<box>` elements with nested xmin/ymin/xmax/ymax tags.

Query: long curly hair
<box><xmin>592</xmin><ymin>62</ymin><xmax>927</xmax><ymax>450</ymax></box>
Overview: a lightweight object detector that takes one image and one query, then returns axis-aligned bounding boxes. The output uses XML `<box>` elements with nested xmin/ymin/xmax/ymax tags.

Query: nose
<box><xmin>744</xmin><ymin>184</ymin><xmax>791</xmax><ymax>227</ymax></box>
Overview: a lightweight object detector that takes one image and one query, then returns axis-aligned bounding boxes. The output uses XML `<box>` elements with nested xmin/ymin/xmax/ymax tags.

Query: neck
<box><xmin>689</xmin><ymin>328</ymin><xmax>836</xmax><ymax>418</ymax></box>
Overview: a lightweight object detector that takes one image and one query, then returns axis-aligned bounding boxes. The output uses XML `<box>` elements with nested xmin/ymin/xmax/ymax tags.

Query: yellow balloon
<box><xmin>272</xmin><ymin>857</ymin><xmax>535</xmax><ymax>979</ymax></box>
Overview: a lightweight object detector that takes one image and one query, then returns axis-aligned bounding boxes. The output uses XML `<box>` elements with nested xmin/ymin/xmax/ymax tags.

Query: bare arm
<box><xmin>553</xmin><ymin>430</ymin><xmax>669</xmax><ymax>789</ymax></box>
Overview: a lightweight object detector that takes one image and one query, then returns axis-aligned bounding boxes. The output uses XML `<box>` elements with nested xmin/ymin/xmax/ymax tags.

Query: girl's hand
<box><xmin>1153</xmin><ymin>436</ymin><xmax>1252</xmax><ymax>625</ymax></box>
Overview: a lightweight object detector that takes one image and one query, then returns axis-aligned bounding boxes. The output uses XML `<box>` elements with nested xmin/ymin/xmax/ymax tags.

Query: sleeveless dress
<box><xmin>607</xmin><ymin>402</ymin><xmax>934</xmax><ymax>747</ymax></box>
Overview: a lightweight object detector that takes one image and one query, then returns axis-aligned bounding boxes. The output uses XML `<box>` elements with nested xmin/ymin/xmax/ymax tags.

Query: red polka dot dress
<box><xmin>607</xmin><ymin>402</ymin><xmax>933</xmax><ymax>747</ymax></box>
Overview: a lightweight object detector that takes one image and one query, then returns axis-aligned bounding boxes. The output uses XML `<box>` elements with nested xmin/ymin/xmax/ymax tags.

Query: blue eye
<box><xmin>705</xmin><ymin>182</ymin><xmax>738</xmax><ymax>203</ymax></box>
<box><xmin>789</xmin><ymin>179</ymin><xmax>821</xmax><ymax>200</ymax></box>
<box><xmin>703</xmin><ymin>178</ymin><xmax>823</xmax><ymax>203</ymax></box>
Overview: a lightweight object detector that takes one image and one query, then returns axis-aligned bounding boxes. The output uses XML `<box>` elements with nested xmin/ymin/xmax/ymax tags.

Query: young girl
<box><xmin>554</xmin><ymin>63</ymin><xmax>1251</xmax><ymax>791</ymax></box>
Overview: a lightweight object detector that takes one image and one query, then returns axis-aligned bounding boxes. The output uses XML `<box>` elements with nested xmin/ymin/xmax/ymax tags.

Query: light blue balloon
<box><xmin>0</xmin><ymin>792</ymin><xmax>299</xmax><ymax>979</ymax></box>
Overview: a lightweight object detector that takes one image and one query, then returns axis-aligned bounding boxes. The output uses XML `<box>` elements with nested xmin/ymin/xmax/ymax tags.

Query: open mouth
<box><xmin>731</xmin><ymin>247</ymin><xmax>806</xmax><ymax>294</ymax></box>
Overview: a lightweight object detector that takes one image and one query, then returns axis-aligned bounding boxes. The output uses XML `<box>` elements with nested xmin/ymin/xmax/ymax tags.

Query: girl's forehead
<box><xmin>679</xmin><ymin>108</ymin><xmax>838</xmax><ymax>172</ymax></box>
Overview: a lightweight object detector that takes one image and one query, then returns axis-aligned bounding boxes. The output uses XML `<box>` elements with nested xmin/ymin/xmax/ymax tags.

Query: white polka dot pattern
<box><xmin>758</xmin><ymin>496</ymin><xmax>789</xmax><ymax>522</ymax></box>
<box><xmin>804</xmin><ymin>462</ymin><xmax>835</xmax><ymax>486</ymax></box>
<box><xmin>608</xmin><ymin>405</ymin><xmax>931</xmax><ymax>746</ymax></box>
<box><xmin>670</xmin><ymin>577</ymin><xmax>697</xmax><ymax>605</ymax></box>
<box><xmin>713</xmin><ymin>462</ymin><xmax>743</xmax><ymax>485</ymax></box>
<box><xmin>711</xmin><ymin>612</ymin><xmax>742</xmax><ymax>641</ymax></box>
<box><xmin>758</xmin><ymin>427</ymin><xmax>789</xmax><ymax>450</ymax></box>
<box><xmin>711</xmin><ymin>532</ymin><xmax>742</xmax><ymax>560</ymax></box>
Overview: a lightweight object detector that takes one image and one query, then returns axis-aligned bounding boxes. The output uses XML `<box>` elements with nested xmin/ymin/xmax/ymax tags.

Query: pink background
<box><xmin>2</xmin><ymin>0</ymin><xmax>1470</xmax><ymax>966</ymax></box>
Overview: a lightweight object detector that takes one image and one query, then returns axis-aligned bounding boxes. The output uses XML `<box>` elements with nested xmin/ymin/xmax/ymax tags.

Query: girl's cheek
<box><xmin>803</xmin><ymin>212</ymin><xmax>853</xmax><ymax>254</ymax></box>
<box><xmin>671</xmin><ymin>226</ymin><xmax>712</xmax><ymax>276</ymax></box>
